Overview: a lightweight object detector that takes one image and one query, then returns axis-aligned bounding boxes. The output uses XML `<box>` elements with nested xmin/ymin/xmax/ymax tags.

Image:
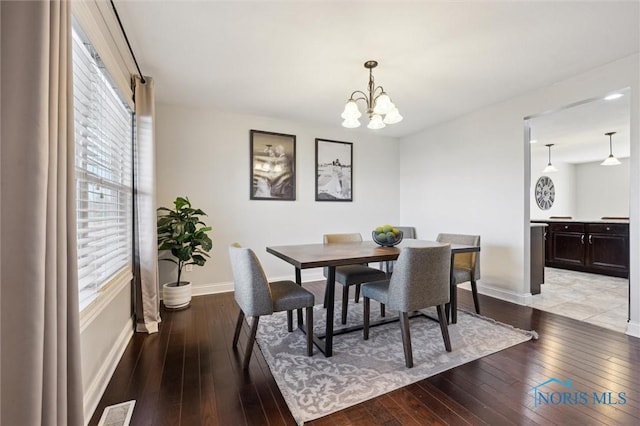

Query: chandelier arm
<box><xmin>349</xmin><ymin>90</ymin><xmax>369</xmax><ymax>102</ymax></box>
<box><xmin>372</xmin><ymin>86</ymin><xmax>385</xmax><ymax>100</ymax></box>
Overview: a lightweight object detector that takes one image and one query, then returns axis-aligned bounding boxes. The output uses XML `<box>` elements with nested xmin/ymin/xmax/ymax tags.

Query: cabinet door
<box><xmin>551</xmin><ymin>232</ymin><xmax>585</xmax><ymax>266</ymax></box>
<box><xmin>587</xmin><ymin>233</ymin><xmax>629</xmax><ymax>274</ymax></box>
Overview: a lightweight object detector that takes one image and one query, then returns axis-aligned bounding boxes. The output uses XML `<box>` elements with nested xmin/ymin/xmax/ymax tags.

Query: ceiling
<box><xmin>529</xmin><ymin>88</ymin><xmax>631</xmax><ymax>164</ymax></box>
<box><xmin>114</xmin><ymin>1</ymin><xmax>640</xmax><ymax>139</ymax></box>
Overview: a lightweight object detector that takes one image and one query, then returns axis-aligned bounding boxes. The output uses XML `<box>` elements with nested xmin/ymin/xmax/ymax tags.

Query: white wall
<box><xmin>80</xmin><ymin>281</ymin><xmax>132</xmax><ymax>422</ymax></box>
<box><xmin>575</xmin><ymin>158</ymin><xmax>630</xmax><ymax>219</ymax></box>
<box><xmin>399</xmin><ymin>54</ymin><xmax>639</xmax><ymax>332</ymax></box>
<box><xmin>155</xmin><ymin>105</ymin><xmax>400</xmax><ymax>290</ymax></box>
<box><xmin>400</xmin><ymin>103</ymin><xmax>529</xmax><ymax>300</ymax></box>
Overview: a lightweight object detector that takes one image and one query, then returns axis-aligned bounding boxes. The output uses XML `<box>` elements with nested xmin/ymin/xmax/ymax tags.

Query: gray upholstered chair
<box><xmin>229</xmin><ymin>243</ymin><xmax>314</xmax><ymax>369</ymax></box>
<box><xmin>394</xmin><ymin>226</ymin><xmax>416</xmax><ymax>239</ymax></box>
<box><xmin>323</xmin><ymin>233</ymin><xmax>388</xmax><ymax>324</ymax></box>
<box><xmin>381</xmin><ymin>226</ymin><xmax>417</xmax><ymax>274</ymax></box>
<box><xmin>362</xmin><ymin>245</ymin><xmax>452</xmax><ymax>368</ymax></box>
<box><xmin>436</xmin><ymin>233</ymin><xmax>481</xmax><ymax>321</ymax></box>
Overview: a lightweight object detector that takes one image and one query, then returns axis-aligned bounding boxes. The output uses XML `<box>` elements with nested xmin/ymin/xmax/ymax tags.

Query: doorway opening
<box><xmin>524</xmin><ymin>88</ymin><xmax>630</xmax><ymax>333</ymax></box>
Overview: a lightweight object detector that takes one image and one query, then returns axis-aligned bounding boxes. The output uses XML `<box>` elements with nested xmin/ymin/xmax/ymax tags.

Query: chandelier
<box><xmin>341</xmin><ymin>60</ymin><xmax>402</xmax><ymax>129</ymax></box>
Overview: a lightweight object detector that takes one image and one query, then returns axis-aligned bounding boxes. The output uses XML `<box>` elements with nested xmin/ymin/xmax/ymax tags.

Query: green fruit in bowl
<box><xmin>375</xmin><ymin>226</ymin><xmax>383</xmax><ymax>233</ymax></box>
<box><xmin>376</xmin><ymin>232</ymin><xmax>387</xmax><ymax>242</ymax></box>
<box><xmin>386</xmin><ymin>232</ymin><xmax>396</xmax><ymax>241</ymax></box>
<box><xmin>382</xmin><ymin>224</ymin><xmax>392</xmax><ymax>233</ymax></box>
<box><xmin>392</xmin><ymin>228</ymin><xmax>400</xmax><ymax>235</ymax></box>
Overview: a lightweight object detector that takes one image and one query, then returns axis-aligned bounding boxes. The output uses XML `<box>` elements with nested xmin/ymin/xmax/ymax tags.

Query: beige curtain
<box><xmin>1</xmin><ymin>1</ymin><xmax>84</xmax><ymax>424</ymax></box>
<box><xmin>133</xmin><ymin>76</ymin><xmax>161</xmax><ymax>333</ymax></box>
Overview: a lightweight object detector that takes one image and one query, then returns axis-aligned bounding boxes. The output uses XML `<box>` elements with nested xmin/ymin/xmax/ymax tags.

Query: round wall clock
<box><xmin>535</xmin><ymin>176</ymin><xmax>555</xmax><ymax>210</ymax></box>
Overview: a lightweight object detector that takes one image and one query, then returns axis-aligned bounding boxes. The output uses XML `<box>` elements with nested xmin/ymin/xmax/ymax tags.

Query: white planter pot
<box><xmin>163</xmin><ymin>281</ymin><xmax>192</xmax><ymax>309</ymax></box>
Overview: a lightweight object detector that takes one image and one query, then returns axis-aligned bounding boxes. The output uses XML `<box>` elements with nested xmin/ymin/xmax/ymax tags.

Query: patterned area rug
<box><xmin>256</xmin><ymin>301</ymin><xmax>536</xmax><ymax>425</ymax></box>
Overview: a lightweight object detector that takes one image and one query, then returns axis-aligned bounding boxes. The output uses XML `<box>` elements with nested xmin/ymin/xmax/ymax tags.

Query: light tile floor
<box><xmin>530</xmin><ymin>267</ymin><xmax>629</xmax><ymax>333</ymax></box>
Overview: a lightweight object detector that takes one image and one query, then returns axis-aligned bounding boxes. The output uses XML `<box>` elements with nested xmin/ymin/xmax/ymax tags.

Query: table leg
<box><xmin>324</xmin><ymin>266</ymin><xmax>335</xmax><ymax>357</ymax></box>
<box><xmin>295</xmin><ymin>267</ymin><xmax>303</xmax><ymax>327</ymax></box>
<box><xmin>449</xmin><ymin>252</ymin><xmax>457</xmax><ymax>324</ymax></box>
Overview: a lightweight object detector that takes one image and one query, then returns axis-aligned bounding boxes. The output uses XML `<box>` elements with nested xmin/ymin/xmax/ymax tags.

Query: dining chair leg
<box><xmin>355</xmin><ymin>284</ymin><xmax>361</xmax><ymax>303</ymax></box>
<box><xmin>445</xmin><ymin>303</ymin><xmax>450</xmax><ymax>323</ymax></box>
<box><xmin>436</xmin><ymin>304</ymin><xmax>452</xmax><ymax>352</ymax></box>
<box><xmin>363</xmin><ymin>297</ymin><xmax>370</xmax><ymax>340</ymax></box>
<box><xmin>471</xmin><ymin>280</ymin><xmax>480</xmax><ymax>314</ymax></box>
<box><xmin>380</xmin><ymin>303</ymin><xmax>386</xmax><ymax>317</ymax></box>
<box><xmin>287</xmin><ymin>310</ymin><xmax>293</xmax><ymax>332</ymax></box>
<box><xmin>341</xmin><ymin>285</ymin><xmax>349</xmax><ymax>324</ymax></box>
<box><xmin>232</xmin><ymin>310</ymin><xmax>245</xmax><ymax>348</ymax></box>
<box><xmin>398</xmin><ymin>311</ymin><xmax>413</xmax><ymax>368</ymax></box>
<box><xmin>306</xmin><ymin>306</ymin><xmax>314</xmax><ymax>356</ymax></box>
<box><xmin>450</xmin><ymin>283</ymin><xmax>458</xmax><ymax>324</ymax></box>
<box><xmin>243</xmin><ymin>316</ymin><xmax>260</xmax><ymax>369</ymax></box>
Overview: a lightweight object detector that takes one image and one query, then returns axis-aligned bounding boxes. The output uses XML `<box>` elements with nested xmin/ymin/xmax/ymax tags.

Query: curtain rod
<box><xmin>109</xmin><ymin>0</ymin><xmax>146</xmax><ymax>84</ymax></box>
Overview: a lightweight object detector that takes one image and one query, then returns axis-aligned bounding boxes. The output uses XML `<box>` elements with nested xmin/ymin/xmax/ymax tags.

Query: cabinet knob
<box><xmin>565</xmin><ymin>225</ymin><xmax>569</xmax><ymax>229</ymax></box>
<box><xmin>589</xmin><ymin>234</ymin><xmax>592</xmax><ymax>244</ymax></box>
<box><xmin>606</xmin><ymin>226</ymin><xmax>611</xmax><ymax>231</ymax></box>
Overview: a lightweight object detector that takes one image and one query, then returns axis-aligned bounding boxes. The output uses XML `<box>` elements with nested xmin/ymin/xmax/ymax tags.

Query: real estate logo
<box><xmin>531</xmin><ymin>378</ymin><xmax>626</xmax><ymax>408</ymax></box>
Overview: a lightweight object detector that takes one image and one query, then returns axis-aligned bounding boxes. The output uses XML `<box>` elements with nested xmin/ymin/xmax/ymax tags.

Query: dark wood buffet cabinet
<box><xmin>532</xmin><ymin>220</ymin><xmax>629</xmax><ymax>278</ymax></box>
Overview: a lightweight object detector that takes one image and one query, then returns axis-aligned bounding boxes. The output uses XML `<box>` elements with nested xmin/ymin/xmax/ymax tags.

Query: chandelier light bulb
<box><xmin>342</xmin><ymin>118</ymin><xmax>361</xmax><ymax>128</ymax></box>
<box><xmin>373</xmin><ymin>92</ymin><xmax>394</xmax><ymax>115</ymax></box>
<box><xmin>383</xmin><ymin>107</ymin><xmax>403</xmax><ymax>124</ymax></box>
<box><xmin>368</xmin><ymin>114</ymin><xmax>386</xmax><ymax>129</ymax></box>
<box><xmin>341</xmin><ymin>100</ymin><xmax>362</xmax><ymax>120</ymax></box>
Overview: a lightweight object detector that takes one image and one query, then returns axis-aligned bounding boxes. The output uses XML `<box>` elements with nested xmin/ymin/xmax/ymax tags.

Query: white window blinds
<box><xmin>72</xmin><ymin>26</ymin><xmax>133</xmax><ymax>310</ymax></box>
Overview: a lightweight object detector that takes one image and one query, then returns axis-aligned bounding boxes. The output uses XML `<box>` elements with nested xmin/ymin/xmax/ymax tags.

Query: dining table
<box><xmin>266</xmin><ymin>239</ymin><xmax>480</xmax><ymax>357</ymax></box>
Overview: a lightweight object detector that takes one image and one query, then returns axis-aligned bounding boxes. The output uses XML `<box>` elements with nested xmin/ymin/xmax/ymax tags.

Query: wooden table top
<box><xmin>266</xmin><ymin>240</ymin><xmax>479</xmax><ymax>269</ymax></box>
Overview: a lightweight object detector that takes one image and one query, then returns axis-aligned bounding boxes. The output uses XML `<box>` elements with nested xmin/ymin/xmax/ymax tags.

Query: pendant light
<box><xmin>542</xmin><ymin>144</ymin><xmax>558</xmax><ymax>173</ymax></box>
<box><xmin>601</xmin><ymin>132</ymin><xmax>621</xmax><ymax>166</ymax></box>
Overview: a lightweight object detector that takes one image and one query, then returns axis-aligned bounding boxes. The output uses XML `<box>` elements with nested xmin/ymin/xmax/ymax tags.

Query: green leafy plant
<box><xmin>157</xmin><ymin>196</ymin><xmax>213</xmax><ymax>286</ymax></box>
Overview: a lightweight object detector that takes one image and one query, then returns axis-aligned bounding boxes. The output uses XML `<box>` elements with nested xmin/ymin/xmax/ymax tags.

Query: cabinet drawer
<box><xmin>550</xmin><ymin>223</ymin><xmax>584</xmax><ymax>233</ymax></box>
<box><xmin>586</xmin><ymin>223</ymin><xmax>628</xmax><ymax>235</ymax></box>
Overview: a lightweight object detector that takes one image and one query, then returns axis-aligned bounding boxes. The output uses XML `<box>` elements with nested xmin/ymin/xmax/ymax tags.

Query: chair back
<box><xmin>323</xmin><ymin>233</ymin><xmax>363</xmax><ymax>244</ymax></box>
<box><xmin>436</xmin><ymin>233</ymin><xmax>481</xmax><ymax>279</ymax></box>
<box><xmin>394</xmin><ymin>226</ymin><xmax>416</xmax><ymax>239</ymax></box>
<box><xmin>228</xmin><ymin>243</ymin><xmax>273</xmax><ymax>316</ymax></box>
<box><xmin>387</xmin><ymin>245</ymin><xmax>451</xmax><ymax>312</ymax></box>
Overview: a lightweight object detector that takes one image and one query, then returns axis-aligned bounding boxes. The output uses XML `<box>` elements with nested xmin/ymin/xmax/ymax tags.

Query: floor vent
<box><xmin>97</xmin><ymin>400</ymin><xmax>135</xmax><ymax>426</ymax></box>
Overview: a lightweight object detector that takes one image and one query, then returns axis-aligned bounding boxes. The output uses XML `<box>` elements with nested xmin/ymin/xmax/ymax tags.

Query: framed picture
<box><xmin>315</xmin><ymin>138</ymin><xmax>353</xmax><ymax>202</ymax></box>
<box><xmin>250</xmin><ymin>130</ymin><xmax>296</xmax><ymax>201</ymax></box>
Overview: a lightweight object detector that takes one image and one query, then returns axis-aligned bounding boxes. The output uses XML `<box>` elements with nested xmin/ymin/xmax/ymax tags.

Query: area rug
<box><xmin>256</xmin><ymin>301</ymin><xmax>536</xmax><ymax>425</ymax></box>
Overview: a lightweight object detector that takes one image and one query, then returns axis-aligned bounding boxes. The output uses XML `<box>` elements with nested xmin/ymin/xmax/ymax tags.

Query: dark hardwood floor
<box><xmin>89</xmin><ymin>282</ymin><xmax>640</xmax><ymax>425</ymax></box>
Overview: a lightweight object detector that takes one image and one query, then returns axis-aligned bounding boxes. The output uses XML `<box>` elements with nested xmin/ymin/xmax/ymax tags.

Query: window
<box><xmin>72</xmin><ymin>25</ymin><xmax>133</xmax><ymax>310</ymax></box>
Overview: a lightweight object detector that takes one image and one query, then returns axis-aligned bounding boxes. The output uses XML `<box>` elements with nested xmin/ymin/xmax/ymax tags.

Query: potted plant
<box><xmin>157</xmin><ymin>196</ymin><xmax>212</xmax><ymax>309</ymax></box>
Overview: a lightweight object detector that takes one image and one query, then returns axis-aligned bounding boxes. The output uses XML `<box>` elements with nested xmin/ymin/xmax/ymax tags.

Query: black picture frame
<box><xmin>315</xmin><ymin>138</ymin><xmax>353</xmax><ymax>202</ymax></box>
<box><xmin>250</xmin><ymin>130</ymin><xmax>296</xmax><ymax>201</ymax></box>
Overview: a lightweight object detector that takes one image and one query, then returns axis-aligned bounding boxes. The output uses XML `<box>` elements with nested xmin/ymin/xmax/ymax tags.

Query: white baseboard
<box><xmin>84</xmin><ymin>318</ymin><xmax>134</xmax><ymax>425</ymax></box>
<box><xmin>626</xmin><ymin>320</ymin><xmax>640</xmax><ymax>338</ymax></box>
<box><xmin>191</xmin><ymin>271</ymin><xmax>327</xmax><ymax>298</ymax></box>
<box><xmin>458</xmin><ymin>281</ymin><xmax>531</xmax><ymax>306</ymax></box>
<box><xmin>192</xmin><ymin>281</ymin><xmax>234</xmax><ymax>296</ymax></box>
